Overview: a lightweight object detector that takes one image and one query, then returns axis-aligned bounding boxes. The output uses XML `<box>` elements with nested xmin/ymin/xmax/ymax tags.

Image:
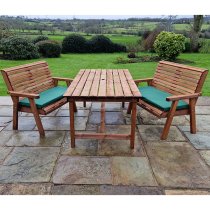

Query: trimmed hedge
<box><xmin>33</xmin><ymin>35</ymin><xmax>49</xmax><ymax>44</ymax></box>
<box><xmin>62</xmin><ymin>34</ymin><xmax>126</xmax><ymax>53</ymax></box>
<box><xmin>0</xmin><ymin>36</ymin><xmax>39</xmax><ymax>60</ymax></box>
<box><xmin>36</xmin><ymin>40</ymin><xmax>61</xmax><ymax>58</ymax></box>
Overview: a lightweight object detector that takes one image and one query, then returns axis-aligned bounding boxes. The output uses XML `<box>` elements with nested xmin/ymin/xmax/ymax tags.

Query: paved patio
<box><xmin>0</xmin><ymin>96</ymin><xmax>210</xmax><ymax>195</ymax></box>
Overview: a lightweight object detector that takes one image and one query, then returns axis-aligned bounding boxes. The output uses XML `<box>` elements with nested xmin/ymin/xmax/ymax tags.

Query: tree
<box><xmin>190</xmin><ymin>15</ymin><xmax>203</xmax><ymax>52</ymax></box>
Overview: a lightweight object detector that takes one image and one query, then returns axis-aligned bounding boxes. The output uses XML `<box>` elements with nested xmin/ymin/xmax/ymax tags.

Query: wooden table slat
<box><xmin>63</xmin><ymin>70</ymin><xmax>85</xmax><ymax>96</ymax></box>
<box><xmin>106</xmin><ymin>70</ymin><xmax>115</xmax><ymax>96</ymax></box>
<box><xmin>98</xmin><ymin>70</ymin><xmax>107</xmax><ymax>96</ymax></box>
<box><xmin>89</xmin><ymin>70</ymin><xmax>101</xmax><ymax>96</ymax></box>
<box><xmin>118</xmin><ymin>69</ymin><xmax>133</xmax><ymax>96</ymax></box>
<box><xmin>72</xmin><ymin>70</ymin><xmax>91</xmax><ymax>96</ymax></box>
<box><xmin>113</xmin><ymin>70</ymin><xmax>124</xmax><ymax>96</ymax></box>
<box><xmin>81</xmin><ymin>69</ymin><xmax>95</xmax><ymax>96</ymax></box>
<box><xmin>124</xmin><ymin>69</ymin><xmax>141</xmax><ymax>97</ymax></box>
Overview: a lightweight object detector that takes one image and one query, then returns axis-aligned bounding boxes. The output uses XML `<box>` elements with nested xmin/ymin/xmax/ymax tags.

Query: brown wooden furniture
<box><xmin>1</xmin><ymin>61</ymin><xmax>76</xmax><ymax>137</ymax></box>
<box><xmin>127</xmin><ymin>61</ymin><xmax>208</xmax><ymax>140</ymax></box>
<box><xmin>64</xmin><ymin>69</ymin><xmax>141</xmax><ymax>149</ymax></box>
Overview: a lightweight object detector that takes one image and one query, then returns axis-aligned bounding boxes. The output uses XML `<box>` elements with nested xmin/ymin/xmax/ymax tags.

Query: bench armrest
<box><xmin>52</xmin><ymin>77</ymin><xmax>73</xmax><ymax>82</ymax></box>
<box><xmin>8</xmin><ymin>91</ymin><xmax>40</xmax><ymax>99</ymax></box>
<box><xmin>52</xmin><ymin>77</ymin><xmax>73</xmax><ymax>86</ymax></box>
<box><xmin>166</xmin><ymin>93</ymin><xmax>201</xmax><ymax>102</ymax></box>
<box><xmin>134</xmin><ymin>78</ymin><xmax>153</xmax><ymax>85</ymax></box>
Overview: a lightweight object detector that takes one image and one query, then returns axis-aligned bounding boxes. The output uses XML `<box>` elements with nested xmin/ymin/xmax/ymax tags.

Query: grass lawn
<box><xmin>0</xmin><ymin>52</ymin><xmax>209</xmax><ymax>96</ymax></box>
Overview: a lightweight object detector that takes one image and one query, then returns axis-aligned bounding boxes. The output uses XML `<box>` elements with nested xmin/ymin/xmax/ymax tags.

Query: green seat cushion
<box><xmin>139</xmin><ymin>86</ymin><xmax>189</xmax><ymax>111</ymax></box>
<box><xmin>19</xmin><ymin>86</ymin><xmax>67</xmax><ymax>109</ymax></box>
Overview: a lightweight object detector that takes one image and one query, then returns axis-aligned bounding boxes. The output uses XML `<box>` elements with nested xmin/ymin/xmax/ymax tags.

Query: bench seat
<box><xmin>139</xmin><ymin>86</ymin><xmax>189</xmax><ymax>111</ymax></box>
<box><xmin>19</xmin><ymin>86</ymin><xmax>67</xmax><ymax>109</ymax></box>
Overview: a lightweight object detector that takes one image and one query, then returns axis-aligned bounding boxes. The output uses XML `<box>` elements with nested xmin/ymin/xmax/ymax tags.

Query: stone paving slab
<box><xmin>165</xmin><ymin>189</ymin><xmax>210</xmax><ymax>195</ymax></box>
<box><xmin>5</xmin><ymin>131</ymin><xmax>65</xmax><ymax>147</ymax></box>
<box><xmin>184</xmin><ymin>132</ymin><xmax>210</xmax><ymax>150</ymax></box>
<box><xmin>4</xmin><ymin>117</ymin><xmax>36</xmax><ymax>131</ymax></box>
<box><xmin>139</xmin><ymin>110</ymin><xmax>189</xmax><ymax>125</ymax></box>
<box><xmin>111</xmin><ymin>157</ymin><xmax>157</xmax><ymax>186</ymax></box>
<box><xmin>0</xmin><ymin>131</ymin><xmax>15</xmax><ymax>146</ymax></box>
<box><xmin>0</xmin><ymin>97</ymin><xmax>12</xmax><ymax>106</ymax></box>
<box><xmin>0</xmin><ymin>117</ymin><xmax>12</xmax><ymax>127</ymax></box>
<box><xmin>0</xmin><ymin>183</ymin><xmax>52</xmax><ymax>195</ymax></box>
<box><xmin>178</xmin><ymin>125</ymin><xmax>210</xmax><ymax>132</ymax></box>
<box><xmin>200</xmin><ymin>151</ymin><xmax>210</xmax><ymax>166</ymax></box>
<box><xmin>61</xmin><ymin>132</ymin><xmax>98</xmax><ymax>156</ymax></box>
<box><xmin>56</xmin><ymin>109</ymin><xmax>89</xmax><ymax>117</ymax></box>
<box><xmin>197</xmin><ymin>97</ymin><xmax>210</xmax><ymax>106</ymax></box>
<box><xmin>138</xmin><ymin>125</ymin><xmax>186</xmax><ymax>141</ymax></box>
<box><xmin>53</xmin><ymin>156</ymin><xmax>112</xmax><ymax>185</ymax></box>
<box><xmin>145</xmin><ymin>142</ymin><xmax>210</xmax><ymax>188</ymax></box>
<box><xmin>0</xmin><ymin>147</ymin><xmax>13</xmax><ymax>164</ymax></box>
<box><xmin>91</xmin><ymin>102</ymin><xmax>122</xmax><ymax>111</ymax></box>
<box><xmin>100</xmin><ymin>185</ymin><xmax>163</xmax><ymax>195</ymax></box>
<box><xmin>61</xmin><ymin>102</ymin><xmax>92</xmax><ymax>109</ymax></box>
<box><xmin>196</xmin><ymin>106</ymin><xmax>210</xmax><ymax>115</ymax></box>
<box><xmin>34</xmin><ymin>116</ymin><xmax>87</xmax><ymax>131</ymax></box>
<box><xmin>88</xmin><ymin>112</ymin><xmax>125</xmax><ymax>125</ymax></box>
<box><xmin>0</xmin><ymin>106</ymin><xmax>13</xmax><ymax>116</ymax></box>
<box><xmin>185</xmin><ymin>115</ymin><xmax>210</xmax><ymax>127</ymax></box>
<box><xmin>51</xmin><ymin>185</ymin><xmax>100</xmax><ymax>195</ymax></box>
<box><xmin>0</xmin><ymin>147</ymin><xmax>60</xmax><ymax>183</ymax></box>
<box><xmin>97</xmin><ymin>125</ymin><xmax>145</xmax><ymax>156</ymax></box>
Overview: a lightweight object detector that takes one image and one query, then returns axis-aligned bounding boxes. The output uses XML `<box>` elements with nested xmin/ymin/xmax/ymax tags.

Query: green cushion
<box><xmin>139</xmin><ymin>86</ymin><xmax>189</xmax><ymax>111</ymax></box>
<box><xmin>19</xmin><ymin>86</ymin><xmax>67</xmax><ymax>109</ymax></box>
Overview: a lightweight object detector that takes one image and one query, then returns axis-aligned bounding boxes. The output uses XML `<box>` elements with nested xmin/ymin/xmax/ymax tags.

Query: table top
<box><xmin>64</xmin><ymin>69</ymin><xmax>141</xmax><ymax>100</ymax></box>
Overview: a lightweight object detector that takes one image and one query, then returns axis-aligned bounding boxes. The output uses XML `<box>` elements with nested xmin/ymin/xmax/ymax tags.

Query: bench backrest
<box><xmin>1</xmin><ymin>61</ymin><xmax>55</xmax><ymax>94</ymax></box>
<box><xmin>152</xmin><ymin>61</ymin><xmax>208</xmax><ymax>95</ymax></box>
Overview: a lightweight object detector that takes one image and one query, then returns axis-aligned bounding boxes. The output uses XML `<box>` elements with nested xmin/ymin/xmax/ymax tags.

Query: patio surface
<box><xmin>0</xmin><ymin>96</ymin><xmax>210</xmax><ymax>195</ymax></box>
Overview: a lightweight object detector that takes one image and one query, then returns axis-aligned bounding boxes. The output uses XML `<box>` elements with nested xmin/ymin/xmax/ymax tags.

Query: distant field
<box><xmin>0</xmin><ymin>52</ymin><xmax>209</xmax><ymax>96</ymax></box>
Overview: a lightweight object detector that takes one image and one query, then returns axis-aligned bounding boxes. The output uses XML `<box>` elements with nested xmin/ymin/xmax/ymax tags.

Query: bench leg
<box><xmin>13</xmin><ymin>98</ymin><xmax>19</xmax><ymax>130</ymax></box>
<box><xmin>130</xmin><ymin>102</ymin><xmax>137</xmax><ymax>149</ymax></box>
<box><xmin>29</xmin><ymin>98</ymin><xmax>45</xmax><ymax>137</ymax></box>
<box><xmin>161</xmin><ymin>101</ymin><xmax>178</xmax><ymax>140</ymax></box>
<box><xmin>70</xmin><ymin>101</ymin><xmax>75</xmax><ymax>148</ymax></box>
<box><xmin>189</xmin><ymin>98</ymin><xmax>196</xmax><ymax>134</ymax></box>
<box><xmin>122</xmin><ymin>102</ymin><xmax>125</xmax><ymax>108</ymax></box>
<box><xmin>83</xmin><ymin>101</ymin><xmax>86</xmax><ymax>108</ymax></box>
<box><xmin>127</xmin><ymin>102</ymin><xmax>132</xmax><ymax>114</ymax></box>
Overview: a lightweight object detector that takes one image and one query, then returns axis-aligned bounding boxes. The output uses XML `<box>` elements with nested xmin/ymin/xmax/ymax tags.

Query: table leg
<box><xmin>130</xmin><ymin>102</ymin><xmax>137</xmax><ymax>149</ymax></box>
<box><xmin>100</xmin><ymin>102</ymin><xmax>106</xmax><ymax>133</ymax></box>
<box><xmin>70</xmin><ymin>101</ymin><xmax>75</xmax><ymax>148</ymax></box>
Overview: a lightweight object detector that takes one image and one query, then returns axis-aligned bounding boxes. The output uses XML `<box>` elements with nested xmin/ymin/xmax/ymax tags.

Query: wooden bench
<box><xmin>127</xmin><ymin>61</ymin><xmax>208</xmax><ymax>139</ymax></box>
<box><xmin>1</xmin><ymin>61</ymin><xmax>77</xmax><ymax>137</ymax></box>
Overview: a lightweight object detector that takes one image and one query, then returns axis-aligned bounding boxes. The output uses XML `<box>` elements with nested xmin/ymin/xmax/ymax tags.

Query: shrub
<box><xmin>87</xmin><ymin>35</ymin><xmax>126</xmax><ymax>53</ymax></box>
<box><xmin>154</xmin><ymin>31</ymin><xmax>185</xmax><ymax>61</ymax></box>
<box><xmin>62</xmin><ymin>34</ymin><xmax>87</xmax><ymax>53</ymax></box>
<box><xmin>0</xmin><ymin>36</ymin><xmax>39</xmax><ymax>60</ymax></box>
<box><xmin>33</xmin><ymin>35</ymin><xmax>49</xmax><ymax>44</ymax></box>
<box><xmin>142</xmin><ymin>27</ymin><xmax>163</xmax><ymax>52</ymax></box>
<box><xmin>127</xmin><ymin>52</ymin><xmax>136</xmax><ymax>58</ymax></box>
<box><xmin>36</xmin><ymin>40</ymin><xmax>61</xmax><ymax>58</ymax></box>
<box><xmin>184</xmin><ymin>39</ymin><xmax>191</xmax><ymax>52</ymax></box>
<box><xmin>199</xmin><ymin>40</ymin><xmax>210</xmax><ymax>53</ymax></box>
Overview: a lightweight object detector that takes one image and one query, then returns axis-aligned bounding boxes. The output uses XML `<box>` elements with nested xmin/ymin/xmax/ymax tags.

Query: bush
<box><xmin>87</xmin><ymin>35</ymin><xmax>126</xmax><ymax>53</ymax></box>
<box><xmin>184</xmin><ymin>39</ymin><xmax>191</xmax><ymax>52</ymax></box>
<box><xmin>33</xmin><ymin>35</ymin><xmax>49</xmax><ymax>44</ymax></box>
<box><xmin>154</xmin><ymin>31</ymin><xmax>185</xmax><ymax>61</ymax></box>
<box><xmin>62</xmin><ymin>34</ymin><xmax>87</xmax><ymax>53</ymax></box>
<box><xmin>36</xmin><ymin>40</ymin><xmax>61</xmax><ymax>58</ymax></box>
<box><xmin>127</xmin><ymin>52</ymin><xmax>136</xmax><ymax>58</ymax></box>
<box><xmin>199</xmin><ymin>40</ymin><xmax>210</xmax><ymax>53</ymax></box>
<box><xmin>142</xmin><ymin>27</ymin><xmax>163</xmax><ymax>52</ymax></box>
<box><xmin>0</xmin><ymin>36</ymin><xmax>39</xmax><ymax>60</ymax></box>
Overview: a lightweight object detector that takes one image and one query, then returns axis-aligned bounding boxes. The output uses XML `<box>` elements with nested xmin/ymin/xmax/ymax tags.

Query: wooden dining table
<box><xmin>64</xmin><ymin>69</ymin><xmax>141</xmax><ymax>149</ymax></box>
